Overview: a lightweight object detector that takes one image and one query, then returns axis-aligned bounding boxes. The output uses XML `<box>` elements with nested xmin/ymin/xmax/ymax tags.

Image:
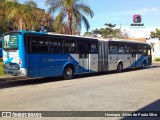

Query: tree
<box><xmin>5</xmin><ymin>0</ymin><xmax>37</xmax><ymax>30</ymax></box>
<box><xmin>45</xmin><ymin>0</ymin><xmax>94</xmax><ymax>35</ymax></box>
<box><xmin>83</xmin><ymin>31</ymin><xmax>94</xmax><ymax>37</ymax></box>
<box><xmin>0</xmin><ymin>0</ymin><xmax>55</xmax><ymax>33</ymax></box>
<box><xmin>92</xmin><ymin>23</ymin><xmax>119</xmax><ymax>38</ymax></box>
<box><xmin>104</xmin><ymin>23</ymin><xmax>116</xmax><ymax>28</ymax></box>
<box><xmin>38</xmin><ymin>12</ymin><xmax>55</xmax><ymax>32</ymax></box>
<box><xmin>84</xmin><ymin>23</ymin><xmax>129</xmax><ymax>39</ymax></box>
<box><xmin>4</xmin><ymin>0</ymin><xmax>54</xmax><ymax>32</ymax></box>
<box><xmin>0</xmin><ymin>0</ymin><xmax>6</xmax><ymax>34</ymax></box>
<box><xmin>150</xmin><ymin>28</ymin><xmax>160</xmax><ymax>38</ymax></box>
<box><xmin>25</xmin><ymin>0</ymin><xmax>37</xmax><ymax>8</ymax></box>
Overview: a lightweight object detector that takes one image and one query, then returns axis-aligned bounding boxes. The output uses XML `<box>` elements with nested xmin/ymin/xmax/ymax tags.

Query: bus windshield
<box><xmin>3</xmin><ymin>33</ymin><xmax>19</xmax><ymax>50</ymax></box>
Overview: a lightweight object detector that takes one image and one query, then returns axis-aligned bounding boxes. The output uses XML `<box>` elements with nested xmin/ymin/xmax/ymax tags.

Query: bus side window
<box><xmin>134</xmin><ymin>46</ymin><xmax>137</xmax><ymax>54</ymax></box>
<box><xmin>64</xmin><ymin>40</ymin><xmax>76</xmax><ymax>53</ymax></box>
<box><xmin>77</xmin><ymin>40</ymin><xmax>89</xmax><ymax>54</ymax></box>
<box><xmin>125</xmin><ymin>45</ymin><xmax>130</xmax><ymax>54</ymax></box>
<box><xmin>118</xmin><ymin>45</ymin><xmax>125</xmax><ymax>54</ymax></box>
<box><xmin>130</xmin><ymin>46</ymin><xmax>137</xmax><ymax>54</ymax></box>
<box><xmin>48</xmin><ymin>38</ymin><xmax>63</xmax><ymax>53</ymax></box>
<box><xmin>109</xmin><ymin>44</ymin><xmax>117</xmax><ymax>54</ymax></box>
<box><xmin>142</xmin><ymin>45</ymin><xmax>147</xmax><ymax>54</ymax></box>
<box><xmin>137</xmin><ymin>45</ymin><xmax>143</xmax><ymax>54</ymax></box>
<box><xmin>31</xmin><ymin>37</ymin><xmax>48</xmax><ymax>53</ymax></box>
<box><xmin>148</xmin><ymin>49</ymin><xmax>151</xmax><ymax>56</ymax></box>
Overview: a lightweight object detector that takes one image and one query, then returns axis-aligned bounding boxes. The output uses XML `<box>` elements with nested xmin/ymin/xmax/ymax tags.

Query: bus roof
<box><xmin>3</xmin><ymin>31</ymin><xmax>47</xmax><ymax>35</ymax></box>
<box><xmin>98</xmin><ymin>38</ymin><xmax>148</xmax><ymax>45</ymax></box>
<box><xmin>47</xmin><ymin>32</ymin><xmax>97</xmax><ymax>39</ymax></box>
<box><xmin>3</xmin><ymin>31</ymin><xmax>149</xmax><ymax>45</ymax></box>
<box><xmin>4</xmin><ymin>31</ymin><xmax>97</xmax><ymax>40</ymax></box>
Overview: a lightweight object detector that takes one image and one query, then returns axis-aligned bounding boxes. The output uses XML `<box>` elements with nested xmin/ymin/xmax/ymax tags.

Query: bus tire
<box><xmin>63</xmin><ymin>65</ymin><xmax>74</xmax><ymax>80</ymax></box>
<box><xmin>117</xmin><ymin>63</ymin><xmax>123</xmax><ymax>72</ymax></box>
<box><xmin>141</xmin><ymin>61</ymin><xmax>146</xmax><ymax>69</ymax></box>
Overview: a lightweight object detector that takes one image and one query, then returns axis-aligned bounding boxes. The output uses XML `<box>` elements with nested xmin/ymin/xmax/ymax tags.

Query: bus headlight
<box><xmin>3</xmin><ymin>64</ymin><xmax>8</xmax><ymax>69</ymax></box>
<box><xmin>3</xmin><ymin>63</ymin><xmax>20</xmax><ymax>70</ymax></box>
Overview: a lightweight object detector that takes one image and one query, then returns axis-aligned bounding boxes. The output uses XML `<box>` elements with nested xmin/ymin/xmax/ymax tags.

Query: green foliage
<box><xmin>0</xmin><ymin>60</ymin><xmax>5</xmax><ymax>76</ymax></box>
<box><xmin>0</xmin><ymin>0</ymin><xmax>54</xmax><ymax>32</ymax></box>
<box><xmin>87</xmin><ymin>23</ymin><xmax>129</xmax><ymax>39</ymax></box>
<box><xmin>155</xmin><ymin>58</ymin><xmax>160</xmax><ymax>61</ymax></box>
<box><xmin>46</xmin><ymin>0</ymin><xmax>94</xmax><ymax>35</ymax></box>
<box><xmin>150</xmin><ymin>28</ymin><xmax>160</xmax><ymax>38</ymax></box>
<box><xmin>25</xmin><ymin>0</ymin><xmax>38</xmax><ymax>8</ymax></box>
<box><xmin>1</xmin><ymin>0</ymin><xmax>94</xmax><ymax>34</ymax></box>
<box><xmin>84</xmin><ymin>32</ymin><xmax>94</xmax><ymax>36</ymax></box>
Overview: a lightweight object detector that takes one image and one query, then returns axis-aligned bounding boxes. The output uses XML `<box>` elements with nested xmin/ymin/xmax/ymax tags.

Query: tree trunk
<box><xmin>19</xmin><ymin>18</ymin><xmax>23</xmax><ymax>30</ymax></box>
<box><xmin>68</xmin><ymin>8</ymin><xmax>73</xmax><ymax>35</ymax></box>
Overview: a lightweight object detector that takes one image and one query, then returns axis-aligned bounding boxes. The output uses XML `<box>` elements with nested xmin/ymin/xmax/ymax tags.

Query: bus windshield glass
<box><xmin>3</xmin><ymin>33</ymin><xmax>19</xmax><ymax>50</ymax></box>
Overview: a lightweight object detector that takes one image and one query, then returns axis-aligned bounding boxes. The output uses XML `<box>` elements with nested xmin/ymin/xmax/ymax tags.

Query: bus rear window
<box><xmin>3</xmin><ymin>33</ymin><xmax>19</xmax><ymax>50</ymax></box>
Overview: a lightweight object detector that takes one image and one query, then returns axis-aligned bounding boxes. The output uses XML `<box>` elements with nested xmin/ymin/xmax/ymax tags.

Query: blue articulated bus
<box><xmin>2</xmin><ymin>31</ymin><xmax>152</xmax><ymax>79</ymax></box>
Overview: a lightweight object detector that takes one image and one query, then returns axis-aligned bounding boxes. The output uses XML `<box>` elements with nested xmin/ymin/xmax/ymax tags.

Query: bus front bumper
<box><xmin>3</xmin><ymin>68</ymin><xmax>27</xmax><ymax>77</ymax></box>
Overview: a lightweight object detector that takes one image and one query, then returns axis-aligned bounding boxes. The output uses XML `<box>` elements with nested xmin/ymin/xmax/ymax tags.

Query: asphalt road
<box><xmin>0</xmin><ymin>63</ymin><xmax>160</xmax><ymax>120</ymax></box>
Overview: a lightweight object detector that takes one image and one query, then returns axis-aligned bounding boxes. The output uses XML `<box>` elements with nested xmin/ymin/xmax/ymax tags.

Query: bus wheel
<box><xmin>117</xmin><ymin>63</ymin><xmax>123</xmax><ymax>72</ymax></box>
<box><xmin>141</xmin><ymin>62</ymin><xmax>146</xmax><ymax>69</ymax></box>
<box><xmin>63</xmin><ymin>66</ymin><xmax>74</xmax><ymax>80</ymax></box>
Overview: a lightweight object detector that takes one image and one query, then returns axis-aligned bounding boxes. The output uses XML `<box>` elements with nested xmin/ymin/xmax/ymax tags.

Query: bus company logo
<box><xmin>2</xmin><ymin>112</ymin><xmax>12</xmax><ymax>117</ymax></box>
<box><xmin>133</xmin><ymin>14</ymin><xmax>142</xmax><ymax>23</ymax></box>
<box><xmin>42</xmin><ymin>58</ymin><xmax>54</xmax><ymax>63</ymax></box>
<box><xmin>130</xmin><ymin>14</ymin><xmax>144</xmax><ymax>27</ymax></box>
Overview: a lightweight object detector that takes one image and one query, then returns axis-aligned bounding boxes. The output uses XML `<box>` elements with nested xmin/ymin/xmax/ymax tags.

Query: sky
<box><xmin>19</xmin><ymin>0</ymin><xmax>160</xmax><ymax>38</ymax></box>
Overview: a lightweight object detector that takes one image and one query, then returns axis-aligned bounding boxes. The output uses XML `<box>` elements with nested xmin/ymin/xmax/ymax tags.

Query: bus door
<box><xmin>27</xmin><ymin>54</ymin><xmax>40</xmax><ymax>77</ymax></box>
<box><xmin>89</xmin><ymin>41</ymin><xmax>98</xmax><ymax>72</ymax></box>
<box><xmin>130</xmin><ymin>45</ymin><xmax>137</xmax><ymax>67</ymax></box>
<box><xmin>147</xmin><ymin>46</ymin><xmax>152</xmax><ymax>65</ymax></box>
<box><xmin>26</xmin><ymin>35</ymin><xmax>41</xmax><ymax>77</ymax></box>
<box><xmin>26</xmin><ymin>35</ymin><xmax>47</xmax><ymax>77</ymax></box>
<box><xmin>78</xmin><ymin>41</ymin><xmax>89</xmax><ymax>73</ymax></box>
<box><xmin>108</xmin><ymin>44</ymin><xmax>118</xmax><ymax>71</ymax></box>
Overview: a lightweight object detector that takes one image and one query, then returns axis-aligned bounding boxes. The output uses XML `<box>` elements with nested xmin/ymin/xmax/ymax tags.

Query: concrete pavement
<box><xmin>0</xmin><ymin>64</ymin><xmax>160</xmax><ymax>120</ymax></box>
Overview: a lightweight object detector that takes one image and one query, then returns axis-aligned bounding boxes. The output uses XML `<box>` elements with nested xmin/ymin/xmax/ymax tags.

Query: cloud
<box><xmin>111</xmin><ymin>7</ymin><xmax>160</xmax><ymax>16</ymax></box>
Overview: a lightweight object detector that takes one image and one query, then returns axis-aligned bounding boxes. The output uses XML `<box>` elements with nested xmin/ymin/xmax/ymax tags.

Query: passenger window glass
<box><xmin>148</xmin><ymin>49</ymin><xmax>151</xmax><ymax>55</ymax></box>
<box><xmin>31</xmin><ymin>37</ymin><xmax>48</xmax><ymax>53</ymax></box>
<box><xmin>64</xmin><ymin>40</ymin><xmax>76</xmax><ymax>53</ymax></box>
<box><xmin>77</xmin><ymin>41</ymin><xmax>89</xmax><ymax>54</ymax></box>
<box><xmin>142</xmin><ymin>45</ymin><xmax>147</xmax><ymax>54</ymax></box>
<box><xmin>109</xmin><ymin>45</ymin><xmax>117</xmax><ymax>54</ymax></box>
<box><xmin>130</xmin><ymin>46</ymin><xmax>136</xmax><ymax>54</ymax></box>
<box><xmin>118</xmin><ymin>46</ymin><xmax>125</xmax><ymax>54</ymax></box>
<box><xmin>125</xmin><ymin>45</ymin><xmax>130</xmax><ymax>54</ymax></box>
<box><xmin>48</xmin><ymin>38</ymin><xmax>63</xmax><ymax>53</ymax></box>
<box><xmin>138</xmin><ymin>46</ymin><xmax>143</xmax><ymax>54</ymax></box>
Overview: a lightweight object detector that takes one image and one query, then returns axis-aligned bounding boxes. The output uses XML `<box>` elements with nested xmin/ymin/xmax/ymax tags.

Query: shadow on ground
<box><xmin>0</xmin><ymin>65</ymin><xmax>159</xmax><ymax>89</ymax></box>
<box><xmin>121</xmin><ymin>99</ymin><xmax>160</xmax><ymax>120</ymax></box>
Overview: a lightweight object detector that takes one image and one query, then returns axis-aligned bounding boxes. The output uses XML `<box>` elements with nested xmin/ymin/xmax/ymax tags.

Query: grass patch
<box><xmin>155</xmin><ymin>57</ymin><xmax>160</xmax><ymax>61</ymax></box>
<box><xmin>0</xmin><ymin>60</ymin><xmax>5</xmax><ymax>76</ymax></box>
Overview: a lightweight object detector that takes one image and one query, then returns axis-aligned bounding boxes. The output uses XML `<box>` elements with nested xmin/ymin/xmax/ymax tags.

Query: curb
<box><xmin>152</xmin><ymin>61</ymin><xmax>160</xmax><ymax>64</ymax></box>
<box><xmin>0</xmin><ymin>75</ymin><xmax>26</xmax><ymax>81</ymax></box>
<box><xmin>0</xmin><ymin>58</ymin><xmax>2</xmax><ymax>62</ymax></box>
